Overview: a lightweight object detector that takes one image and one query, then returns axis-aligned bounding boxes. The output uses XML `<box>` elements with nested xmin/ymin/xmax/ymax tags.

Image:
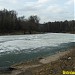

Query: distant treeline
<box><xmin>0</xmin><ymin>9</ymin><xmax>75</xmax><ymax>34</ymax></box>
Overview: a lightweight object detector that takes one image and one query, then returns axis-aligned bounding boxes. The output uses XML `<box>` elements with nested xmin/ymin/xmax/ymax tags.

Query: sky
<box><xmin>0</xmin><ymin>0</ymin><xmax>74</xmax><ymax>23</ymax></box>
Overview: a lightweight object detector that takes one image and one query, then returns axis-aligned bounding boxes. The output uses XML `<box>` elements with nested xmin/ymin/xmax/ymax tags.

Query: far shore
<box><xmin>0</xmin><ymin>31</ymin><xmax>75</xmax><ymax>36</ymax></box>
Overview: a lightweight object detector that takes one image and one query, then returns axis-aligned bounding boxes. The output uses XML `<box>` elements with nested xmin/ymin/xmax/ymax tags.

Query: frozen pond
<box><xmin>0</xmin><ymin>33</ymin><xmax>75</xmax><ymax>67</ymax></box>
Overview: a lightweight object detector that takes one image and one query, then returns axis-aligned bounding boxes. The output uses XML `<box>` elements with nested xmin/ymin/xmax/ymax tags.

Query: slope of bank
<box><xmin>31</xmin><ymin>47</ymin><xmax>75</xmax><ymax>75</ymax></box>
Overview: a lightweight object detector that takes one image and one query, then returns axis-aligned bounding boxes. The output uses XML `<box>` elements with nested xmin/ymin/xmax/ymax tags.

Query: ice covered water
<box><xmin>0</xmin><ymin>33</ymin><xmax>75</xmax><ymax>55</ymax></box>
<box><xmin>0</xmin><ymin>33</ymin><xmax>75</xmax><ymax>67</ymax></box>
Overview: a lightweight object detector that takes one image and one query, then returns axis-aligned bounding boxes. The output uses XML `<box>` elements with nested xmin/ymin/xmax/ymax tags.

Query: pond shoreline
<box><xmin>0</xmin><ymin>32</ymin><xmax>75</xmax><ymax>36</ymax></box>
<box><xmin>13</xmin><ymin>47</ymin><xmax>75</xmax><ymax>75</ymax></box>
<box><xmin>0</xmin><ymin>47</ymin><xmax>74</xmax><ymax>75</ymax></box>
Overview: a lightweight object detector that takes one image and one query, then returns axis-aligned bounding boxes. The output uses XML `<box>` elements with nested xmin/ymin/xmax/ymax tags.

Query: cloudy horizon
<box><xmin>0</xmin><ymin>0</ymin><xmax>74</xmax><ymax>23</ymax></box>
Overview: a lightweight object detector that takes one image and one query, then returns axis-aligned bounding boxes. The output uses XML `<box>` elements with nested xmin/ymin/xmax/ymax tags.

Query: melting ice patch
<box><xmin>0</xmin><ymin>33</ymin><xmax>75</xmax><ymax>55</ymax></box>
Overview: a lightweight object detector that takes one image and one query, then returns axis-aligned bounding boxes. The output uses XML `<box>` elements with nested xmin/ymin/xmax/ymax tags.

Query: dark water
<box><xmin>0</xmin><ymin>42</ymin><xmax>75</xmax><ymax>67</ymax></box>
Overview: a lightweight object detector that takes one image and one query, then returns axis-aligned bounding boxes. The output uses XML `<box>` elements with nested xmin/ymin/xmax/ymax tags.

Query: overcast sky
<box><xmin>0</xmin><ymin>0</ymin><xmax>74</xmax><ymax>23</ymax></box>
